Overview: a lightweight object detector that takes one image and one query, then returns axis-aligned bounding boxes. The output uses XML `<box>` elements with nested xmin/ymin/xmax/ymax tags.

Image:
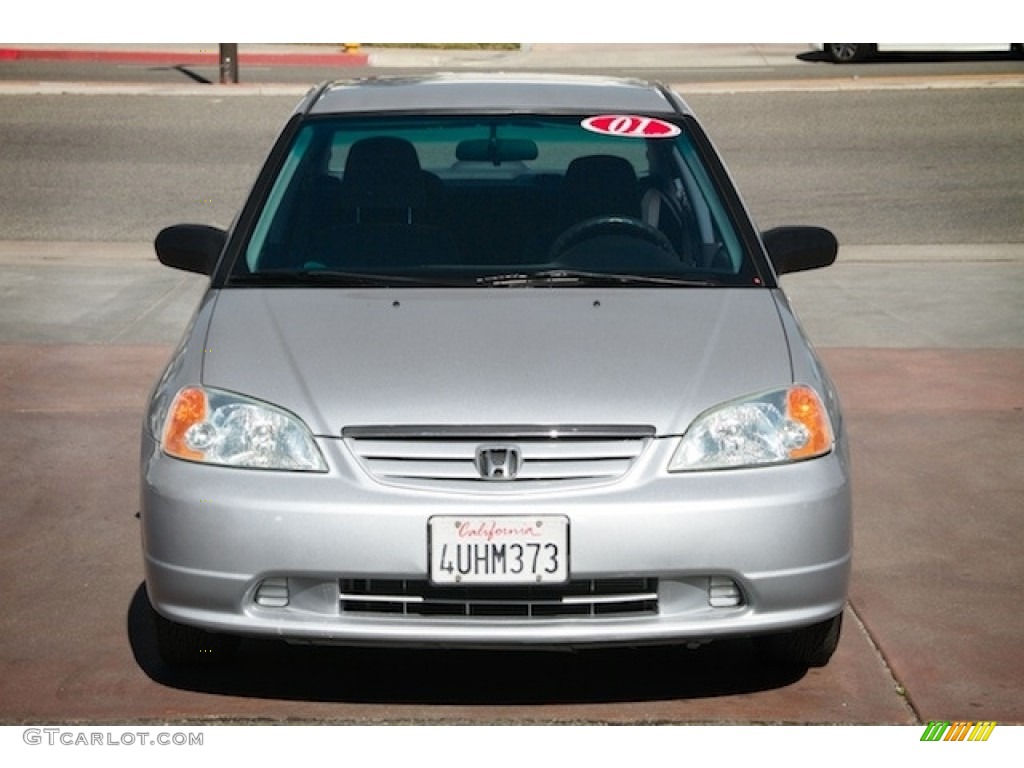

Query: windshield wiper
<box><xmin>230</xmin><ymin>269</ymin><xmax>470</xmax><ymax>288</ymax></box>
<box><xmin>476</xmin><ymin>269</ymin><xmax>719</xmax><ymax>288</ymax></box>
<box><xmin>232</xmin><ymin>268</ymin><xmax>720</xmax><ymax>289</ymax></box>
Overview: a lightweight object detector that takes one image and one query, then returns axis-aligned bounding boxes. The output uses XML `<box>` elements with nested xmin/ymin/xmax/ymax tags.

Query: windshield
<box><xmin>232</xmin><ymin>114</ymin><xmax>760</xmax><ymax>287</ymax></box>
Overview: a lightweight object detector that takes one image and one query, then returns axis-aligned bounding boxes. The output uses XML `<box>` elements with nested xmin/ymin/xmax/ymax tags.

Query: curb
<box><xmin>0</xmin><ymin>47</ymin><xmax>369</xmax><ymax>67</ymax></box>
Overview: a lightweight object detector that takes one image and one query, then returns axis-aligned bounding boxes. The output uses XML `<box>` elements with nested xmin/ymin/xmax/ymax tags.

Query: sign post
<box><xmin>219</xmin><ymin>44</ymin><xmax>239</xmax><ymax>84</ymax></box>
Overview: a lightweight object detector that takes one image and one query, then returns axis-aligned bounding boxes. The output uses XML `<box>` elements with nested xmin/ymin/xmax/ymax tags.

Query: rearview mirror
<box><xmin>154</xmin><ymin>224</ymin><xmax>226</xmax><ymax>275</ymax></box>
<box><xmin>455</xmin><ymin>138</ymin><xmax>539</xmax><ymax>164</ymax></box>
<box><xmin>762</xmin><ymin>226</ymin><xmax>838</xmax><ymax>275</ymax></box>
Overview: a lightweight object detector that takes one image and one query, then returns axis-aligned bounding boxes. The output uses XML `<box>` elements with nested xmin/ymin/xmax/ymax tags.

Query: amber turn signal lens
<box><xmin>786</xmin><ymin>386</ymin><xmax>833</xmax><ymax>460</ymax></box>
<box><xmin>162</xmin><ymin>387</ymin><xmax>208</xmax><ymax>461</ymax></box>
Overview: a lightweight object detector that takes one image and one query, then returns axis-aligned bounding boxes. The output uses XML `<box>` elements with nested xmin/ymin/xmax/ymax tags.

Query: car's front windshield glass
<box><xmin>234</xmin><ymin>115</ymin><xmax>758</xmax><ymax>287</ymax></box>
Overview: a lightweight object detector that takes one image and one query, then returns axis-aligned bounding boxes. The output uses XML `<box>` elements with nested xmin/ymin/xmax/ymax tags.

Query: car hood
<box><xmin>201</xmin><ymin>288</ymin><xmax>792</xmax><ymax>436</ymax></box>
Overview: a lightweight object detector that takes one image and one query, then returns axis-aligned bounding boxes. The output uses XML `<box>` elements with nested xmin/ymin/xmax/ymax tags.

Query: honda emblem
<box><xmin>475</xmin><ymin>446</ymin><xmax>522</xmax><ymax>481</ymax></box>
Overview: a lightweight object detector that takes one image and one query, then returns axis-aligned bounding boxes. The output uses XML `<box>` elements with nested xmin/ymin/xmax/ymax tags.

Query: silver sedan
<box><xmin>142</xmin><ymin>74</ymin><xmax>851</xmax><ymax>669</ymax></box>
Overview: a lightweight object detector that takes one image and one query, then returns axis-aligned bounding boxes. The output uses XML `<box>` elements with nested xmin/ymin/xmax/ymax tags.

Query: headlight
<box><xmin>669</xmin><ymin>385</ymin><xmax>834</xmax><ymax>472</ymax></box>
<box><xmin>160</xmin><ymin>386</ymin><xmax>327</xmax><ymax>471</ymax></box>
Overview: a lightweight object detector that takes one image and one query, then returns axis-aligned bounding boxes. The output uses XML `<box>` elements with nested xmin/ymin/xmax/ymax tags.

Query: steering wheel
<box><xmin>548</xmin><ymin>215</ymin><xmax>676</xmax><ymax>260</ymax></box>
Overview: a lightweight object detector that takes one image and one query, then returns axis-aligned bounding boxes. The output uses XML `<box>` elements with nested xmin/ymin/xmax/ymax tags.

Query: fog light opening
<box><xmin>255</xmin><ymin>577</ymin><xmax>290</xmax><ymax>607</ymax></box>
<box><xmin>708</xmin><ymin>576</ymin><xmax>743</xmax><ymax>608</ymax></box>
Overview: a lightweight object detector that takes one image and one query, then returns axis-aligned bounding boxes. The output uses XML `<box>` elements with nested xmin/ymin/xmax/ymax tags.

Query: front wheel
<box><xmin>754</xmin><ymin>613</ymin><xmax>843</xmax><ymax>669</ymax></box>
<box><xmin>825</xmin><ymin>44</ymin><xmax>874</xmax><ymax>63</ymax></box>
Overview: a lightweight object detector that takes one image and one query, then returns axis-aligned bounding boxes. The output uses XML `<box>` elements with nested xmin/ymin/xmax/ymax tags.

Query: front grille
<box><xmin>342</xmin><ymin>425</ymin><xmax>654</xmax><ymax>491</ymax></box>
<box><xmin>339</xmin><ymin>578</ymin><xmax>659</xmax><ymax>618</ymax></box>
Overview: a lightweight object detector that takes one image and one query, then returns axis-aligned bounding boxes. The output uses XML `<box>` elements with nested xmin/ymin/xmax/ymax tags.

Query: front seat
<box><xmin>311</xmin><ymin>136</ymin><xmax>453</xmax><ymax>269</ymax></box>
<box><xmin>557</xmin><ymin>154</ymin><xmax>642</xmax><ymax>226</ymax></box>
<box><xmin>523</xmin><ymin>154</ymin><xmax>644</xmax><ymax>262</ymax></box>
<box><xmin>542</xmin><ymin>154</ymin><xmax>681</xmax><ymax>270</ymax></box>
<box><xmin>339</xmin><ymin>136</ymin><xmax>428</xmax><ymax>224</ymax></box>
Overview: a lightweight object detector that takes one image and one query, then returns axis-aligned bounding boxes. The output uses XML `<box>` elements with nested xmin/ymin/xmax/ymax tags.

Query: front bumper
<box><xmin>141</xmin><ymin>433</ymin><xmax>851</xmax><ymax>648</ymax></box>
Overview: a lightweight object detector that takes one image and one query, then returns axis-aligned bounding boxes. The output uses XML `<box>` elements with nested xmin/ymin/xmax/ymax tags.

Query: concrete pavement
<box><xmin>2</xmin><ymin>42</ymin><xmax>1021</xmax><ymax>98</ymax></box>
<box><xmin>2</xmin><ymin>241</ymin><xmax>1021</xmax><ymax>347</ymax></box>
<box><xmin>0</xmin><ymin>42</ymin><xmax>801</xmax><ymax>70</ymax></box>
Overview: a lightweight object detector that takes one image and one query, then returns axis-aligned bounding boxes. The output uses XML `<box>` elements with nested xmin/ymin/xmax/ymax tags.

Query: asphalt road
<box><xmin>0</xmin><ymin>52</ymin><xmax>1022</xmax><ymax>728</ymax></box>
<box><xmin>0</xmin><ymin>88</ymin><xmax>1021</xmax><ymax>246</ymax></box>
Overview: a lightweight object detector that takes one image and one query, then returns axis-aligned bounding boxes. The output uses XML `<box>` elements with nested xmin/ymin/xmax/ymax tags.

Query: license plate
<box><xmin>428</xmin><ymin>516</ymin><xmax>569</xmax><ymax>585</ymax></box>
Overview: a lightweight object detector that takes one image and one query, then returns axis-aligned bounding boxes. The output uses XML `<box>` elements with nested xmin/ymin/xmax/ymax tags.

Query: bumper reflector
<box><xmin>255</xmin><ymin>577</ymin><xmax>289</xmax><ymax>607</ymax></box>
<box><xmin>708</xmin><ymin>576</ymin><xmax>743</xmax><ymax>608</ymax></box>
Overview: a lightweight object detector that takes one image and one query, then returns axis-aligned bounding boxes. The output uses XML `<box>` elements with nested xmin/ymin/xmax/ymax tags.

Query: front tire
<box><xmin>152</xmin><ymin>608</ymin><xmax>240</xmax><ymax>667</ymax></box>
<box><xmin>755</xmin><ymin>613</ymin><xmax>842</xmax><ymax>669</ymax></box>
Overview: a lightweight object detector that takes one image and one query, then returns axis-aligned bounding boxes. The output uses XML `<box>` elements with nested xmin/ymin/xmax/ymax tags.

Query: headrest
<box><xmin>341</xmin><ymin>136</ymin><xmax>425</xmax><ymax>209</ymax></box>
<box><xmin>559</xmin><ymin>155</ymin><xmax>641</xmax><ymax>223</ymax></box>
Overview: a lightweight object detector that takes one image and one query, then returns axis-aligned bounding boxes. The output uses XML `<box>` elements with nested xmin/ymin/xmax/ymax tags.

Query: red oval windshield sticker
<box><xmin>581</xmin><ymin>115</ymin><xmax>681</xmax><ymax>138</ymax></box>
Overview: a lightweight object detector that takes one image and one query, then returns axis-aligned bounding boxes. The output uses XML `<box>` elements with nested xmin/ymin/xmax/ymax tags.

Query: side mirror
<box><xmin>762</xmin><ymin>226</ymin><xmax>838</xmax><ymax>275</ymax></box>
<box><xmin>154</xmin><ymin>224</ymin><xmax>227</xmax><ymax>275</ymax></box>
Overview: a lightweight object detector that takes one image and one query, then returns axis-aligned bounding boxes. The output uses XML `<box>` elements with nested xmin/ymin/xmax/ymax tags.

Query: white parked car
<box><xmin>814</xmin><ymin>43</ymin><xmax>1023</xmax><ymax>63</ymax></box>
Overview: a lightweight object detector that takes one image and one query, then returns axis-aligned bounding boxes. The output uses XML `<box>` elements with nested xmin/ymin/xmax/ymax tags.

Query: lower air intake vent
<box><xmin>339</xmin><ymin>578</ymin><xmax>658</xmax><ymax>618</ymax></box>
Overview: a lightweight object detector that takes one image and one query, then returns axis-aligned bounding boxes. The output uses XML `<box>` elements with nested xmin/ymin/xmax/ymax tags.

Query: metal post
<box><xmin>219</xmin><ymin>44</ymin><xmax>239</xmax><ymax>84</ymax></box>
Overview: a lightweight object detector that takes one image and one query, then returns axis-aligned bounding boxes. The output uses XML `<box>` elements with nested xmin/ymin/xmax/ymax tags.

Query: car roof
<box><xmin>299</xmin><ymin>73</ymin><xmax>691</xmax><ymax>117</ymax></box>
